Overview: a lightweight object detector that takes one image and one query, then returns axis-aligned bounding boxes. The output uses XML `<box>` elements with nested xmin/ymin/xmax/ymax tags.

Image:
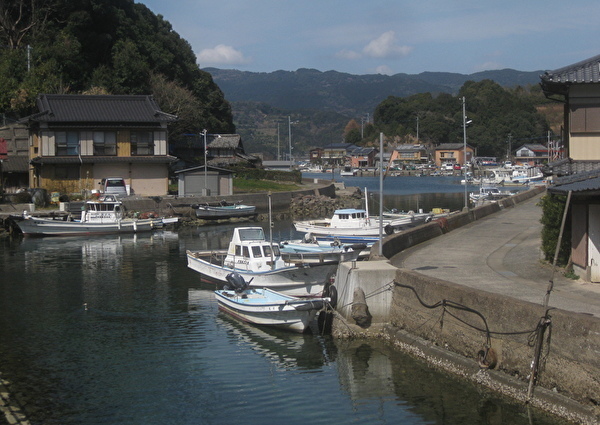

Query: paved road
<box><xmin>390</xmin><ymin>194</ymin><xmax>600</xmax><ymax>318</ymax></box>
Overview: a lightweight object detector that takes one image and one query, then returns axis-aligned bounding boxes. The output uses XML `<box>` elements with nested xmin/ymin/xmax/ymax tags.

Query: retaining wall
<box><xmin>122</xmin><ymin>180</ymin><xmax>336</xmax><ymax>215</ymax></box>
<box><xmin>391</xmin><ymin>268</ymin><xmax>600</xmax><ymax>420</ymax></box>
<box><xmin>334</xmin><ymin>185</ymin><xmax>600</xmax><ymax>422</ymax></box>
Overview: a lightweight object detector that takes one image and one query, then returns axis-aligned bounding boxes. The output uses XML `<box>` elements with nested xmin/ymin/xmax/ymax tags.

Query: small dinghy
<box><xmin>214</xmin><ymin>272</ymin><xmax>330</xmax><ymax>333</ymax></box>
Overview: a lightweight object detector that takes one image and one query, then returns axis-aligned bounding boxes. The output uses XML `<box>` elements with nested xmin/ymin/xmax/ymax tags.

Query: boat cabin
<box><xmin>330</xmin><ymin>209</ymin><xmax>370</xmax><ymax>228</ymax></box>
<box><xmin>224</xmin><ymin>227</ymin><xmax>284</xmax><ymax>271</ymax></box>
<box><xmin>81</xmin><ymin>194</ymin><xmax>125</xmax><ymax>223</ymax></box>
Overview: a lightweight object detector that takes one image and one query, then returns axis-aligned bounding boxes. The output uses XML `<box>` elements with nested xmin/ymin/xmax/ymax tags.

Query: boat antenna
<box><xmin>364</xmin><ymin>187</ymin><xmax>369</xmax><ymax>220</ymax></box>
<box><xmin>268</xmin><ymin>191</ymin><xmax>274</xmax><ymax>269</ymax></box>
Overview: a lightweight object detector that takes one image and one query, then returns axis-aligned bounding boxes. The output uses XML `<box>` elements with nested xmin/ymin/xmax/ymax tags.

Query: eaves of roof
<box><xmin>0</xmin><ymin>155</ymin><xmax>29</xmax><ymax>172</ymax></box>
<box><xmin>541</xmin><ymin>54</ymin><xmax>600</xmax><ymax>85</ymax></box>
<box><xmin>548</xmin><ymin>176</ymin><xmax>600</xmax><ymax>196</ymax></box>
<box><xmin>25</xmin><ymin>94</ymin><xmax>178</xmax><ymax>124</ymax></box>
<box><xmin>30</xmin><ymin>155</ymin><xmax>178</xmax><ymax>165</ymax></box>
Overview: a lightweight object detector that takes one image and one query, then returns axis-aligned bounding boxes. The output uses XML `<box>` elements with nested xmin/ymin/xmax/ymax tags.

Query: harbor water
<box><xmin>0</xmin><ymin>177</ymin><xmax>564</xmax><ymax>425</ymax></box>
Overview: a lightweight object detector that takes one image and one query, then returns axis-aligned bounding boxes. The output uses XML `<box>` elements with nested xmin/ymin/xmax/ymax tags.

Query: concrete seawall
<box><xmin>122</xmin><ymin>179</ymin><xmax>337</xmax><ymax>215</ymax></box>
<box><xmin>332</xmin><ymin>186</ymin><xmax>600</xmax><ymax>424</ymax></box>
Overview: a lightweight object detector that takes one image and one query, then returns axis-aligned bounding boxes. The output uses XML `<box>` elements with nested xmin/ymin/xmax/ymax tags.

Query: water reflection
<box><xmin>0</xmin><ymin>217</ymin><xmax>568</xmax><ymax>425</ymax></box>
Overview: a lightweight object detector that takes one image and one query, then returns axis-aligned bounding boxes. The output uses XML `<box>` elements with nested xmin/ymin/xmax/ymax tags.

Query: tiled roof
<box><xmin>349</xmin><ymin>147</ymin><xmax>376</xmax><ymax>155</ymax></box>
<box><xmin>27</xmin><ymin>94</ymin><xmax>178</xmax><ymax>124</ymax></box>
<box><xmin>207</xmin><ymin>134</ymin><xmax>241</xmax><ymax>149</ymax></box>
<box><xmin>435</xmin><ymin>143</ymin><xmax>472</xmax><ymax>150</ymax></box>
<box><xmin>30</xmin><ymin>155</ymin><xmax>177</xmax><ymax>164</ymax></box>
<box><xmin>0</xmin><ymin>155</ymin><xmax>29</xmax><ymax>172</ymax></box>
<box><xmin>541</xmin><ymin>54</ymin><xmax>600</xmax><ymax>84</ymax></box>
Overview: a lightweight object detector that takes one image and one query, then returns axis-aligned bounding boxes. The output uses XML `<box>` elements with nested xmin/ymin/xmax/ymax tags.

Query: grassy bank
<box><xmin>233</xmin><ymin>178</ymin><xmax>301</xmax><ymax>193</ymax></box>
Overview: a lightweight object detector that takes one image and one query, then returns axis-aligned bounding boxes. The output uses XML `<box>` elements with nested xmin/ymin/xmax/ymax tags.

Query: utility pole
<box><xmin>202</xmin><ymin>129</ymin><xmax>208</xmax><ymax>195</ymax></box>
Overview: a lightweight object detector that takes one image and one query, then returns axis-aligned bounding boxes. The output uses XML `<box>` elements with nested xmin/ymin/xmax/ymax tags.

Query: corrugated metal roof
<box><xmin>548</xmin><ymin>176</ymin><xmax>600</xmax><ymax>195</ymax></box>
<box><xmin>31</xmin><ymin>94</ymin><xmax>178</xmax><ymax>123</ymax></box>
<box><xmin>548</xmin><ymin>168</ymin><xmax>600</xmax><ymax>195</ymax></box>
<box><xmin>541</xmin><ymin>54</ymin><xmax>600</xmax><ymax>84</ymax></box>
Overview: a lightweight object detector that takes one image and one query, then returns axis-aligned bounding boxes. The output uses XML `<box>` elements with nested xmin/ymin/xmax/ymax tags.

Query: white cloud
<box><xmin>474</xmin><ymin>61</ymin><xmax>503</xmax><ymax>72</ymax></box>
<box><xmin>363</xmin><ymin>31</ymin><xmax>412</xmax><ymax>58</ymax></box>
<box><xmin>335</xmin><ymin>49</ymin><xmax>361</xmax><ymax>60</ymax></box>
<box><xmin>197</xmin><ymin>45</ymin><xmax>250</xmax><ymax>65</ymax></box>
<box><xmin>374</xmin><ymin>65</ymin><xmax>393</xmax><ymax>75</ymax></box>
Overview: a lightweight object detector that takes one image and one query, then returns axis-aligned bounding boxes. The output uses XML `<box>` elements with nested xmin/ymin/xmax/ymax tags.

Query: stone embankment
<box><xmin>329</xmin><ymin>186</ymin><xmax>600</xmax><ymax>425</ymax></box>
<box><xmin>289</xmin><ymin>186</ymin><xmax>363</xmax><ymax>219</ymax></box>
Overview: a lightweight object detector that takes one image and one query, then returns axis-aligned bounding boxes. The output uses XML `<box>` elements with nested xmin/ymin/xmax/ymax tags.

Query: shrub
<box><xmin>538</xmin><ymin>194</ymin><xmax>571</xmax><ymax>266</ymax></box>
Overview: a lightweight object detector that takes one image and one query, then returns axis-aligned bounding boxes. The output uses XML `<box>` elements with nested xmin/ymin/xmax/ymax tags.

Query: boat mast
<box><xmin>378</xmin><ymin>132</ymin><xmax>384</xmax><ymax>256</ymax></box>
<box><xmin>268</xmin><ymin>191</ymin><xmax>274</xmax><ymax>269</ymax></box>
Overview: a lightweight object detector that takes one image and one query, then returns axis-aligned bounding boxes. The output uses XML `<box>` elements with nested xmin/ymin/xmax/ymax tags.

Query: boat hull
<box><xmin>187</xmin><ymin>250</ymin><xmax>335</xmax><ymax>297</ymax></box>
<box><xmin>214</xmin><ymin>288</ymin><xmax>328</xmax><ymax>333</ymax></box>
<box><xmin>14</xmin><ymin>216</ymin><xmax>157</xmax><ymax>237</ymax></box>
<box><xmin>194</xmin><ymin>205</ymin><xmax>256</xmax><ymax>219</ymax></box>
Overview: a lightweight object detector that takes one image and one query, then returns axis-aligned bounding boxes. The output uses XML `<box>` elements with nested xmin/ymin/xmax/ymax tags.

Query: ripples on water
<box><xmin>0</xmin><ymin>180</ymin><xmax>565</xmax><ymax>425</ymax></box>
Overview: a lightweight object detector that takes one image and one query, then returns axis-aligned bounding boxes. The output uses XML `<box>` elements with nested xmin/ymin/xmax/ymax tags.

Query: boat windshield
<box><xmin>263</xmin><ymin>244</ymin><xmax>280</xmax><ymax>257</ymax></box>
<box><xmin>238</xmin><ymin>228</ymin><xmax>265</xmax><ymax>241</ymax></box>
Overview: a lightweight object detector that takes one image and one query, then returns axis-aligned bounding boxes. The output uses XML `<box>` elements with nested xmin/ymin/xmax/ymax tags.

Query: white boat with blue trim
<box><xmin>214</xmin><ymin>272</ymin><xmax>330</xmax><ymax>333</ymax></box>
<box><xmin>186</xmin><ymin>227</ymin><xmax>339</xmax><ymax>297</ymax></box>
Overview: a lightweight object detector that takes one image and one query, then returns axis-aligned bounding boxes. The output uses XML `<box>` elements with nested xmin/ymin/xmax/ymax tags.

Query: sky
<box><xmin>141</xmin><ymin>0</ymin><xmax>600</xmax><ymax>76</ymax></box>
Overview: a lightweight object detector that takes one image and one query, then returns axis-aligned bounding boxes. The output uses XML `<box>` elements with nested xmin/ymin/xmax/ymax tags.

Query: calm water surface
<box><xmin>0</xmin><ymin>178</ymin><xmax>563</xmax><ymax>425</ymax></box>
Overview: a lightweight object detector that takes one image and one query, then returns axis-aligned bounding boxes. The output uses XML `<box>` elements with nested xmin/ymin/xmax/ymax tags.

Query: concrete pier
<box><xmin>331</xmin><ymin>187</ymin><xmax>600</xmax><ymax>424</ymax></box>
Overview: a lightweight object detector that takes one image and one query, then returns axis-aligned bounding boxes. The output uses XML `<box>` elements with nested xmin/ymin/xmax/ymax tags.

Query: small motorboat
<box><xmin>214</xmin><ymin>272</ymin><xmax>330</xmax><ymax>333</ymax></box>
<box><xmin>193</xmin><ymin>201</ymin><xmax>256</xmax><ymax>219</ymax></box>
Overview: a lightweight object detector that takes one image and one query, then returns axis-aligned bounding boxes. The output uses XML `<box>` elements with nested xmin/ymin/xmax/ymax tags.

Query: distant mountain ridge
<box><xmin>204</xmin><ymin>67</ymin><xmax>544</xmax><ymax>117</ymax></box>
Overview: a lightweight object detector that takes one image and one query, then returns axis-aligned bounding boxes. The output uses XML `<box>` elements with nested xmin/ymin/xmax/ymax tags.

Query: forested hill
<box><xmin>204</xmin><ymin>67</ymin><xmax>543</xmax><ymax>117</ymax></box>
<box><xmin>0</xmin><ymin>0</ymin><xmax>235</xmax><ymax>137</ymax></box>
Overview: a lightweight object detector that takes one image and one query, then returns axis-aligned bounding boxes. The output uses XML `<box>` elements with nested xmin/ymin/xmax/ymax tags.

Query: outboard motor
<box><xmin>224</xmin><ymin>272</ymin><xmax>249</xmax><ymax>293</ymax></box>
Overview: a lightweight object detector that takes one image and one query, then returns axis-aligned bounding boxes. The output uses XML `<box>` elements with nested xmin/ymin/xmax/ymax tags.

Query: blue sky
<box><xmin>142</xmin><ymin>0</ymin><xmax>600</xmax><ymax>75</ymax></box>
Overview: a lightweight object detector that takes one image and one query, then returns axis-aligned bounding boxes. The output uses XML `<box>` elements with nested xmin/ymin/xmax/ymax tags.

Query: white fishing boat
<box><xmin>340</xmin><ymin>166</ymin><xmax>357</xmax><ymax>176</ymax></box>
<box><xmin>510</xmin><ymin>167</ymin><xmax>545</xmax><ymax>184</ymax></box>
<box><xmin>186</xmin><ymin>227</ymin><xmax>339</xmax><ymax>297</ymax></box>
<box><xmin>294</xmin><ymin>207</ymin><xmax>432</xmax><ymax>239</ymax></box>
<box><xmin>469</xmin><ymin>186</ymin><xmax>513</xmax><ymax>202</ymax></box>
<box><xmin>214</xmin><ymin>272</ymin><xmax>329</xmax><ymax>333</ymax></box>
<box><xmin>12</xmin><ymin>194</ymin><xmax>173</xmax><ymax>237</ymax></box>
<box><xmin>193</xmin><ymin>201</ymin><xmax>256</xmax><ymax>219</ymax></box>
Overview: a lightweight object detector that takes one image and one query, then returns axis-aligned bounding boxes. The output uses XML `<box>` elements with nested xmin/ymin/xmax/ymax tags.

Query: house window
<box><xmin>54</xmin><ymin>165</ymin><xmax>79</xmax><ymax>180</ymax></box>
<box><xmin>131</xmin><ymin>131</ymin><xmax>154</xmax><ymax>155</ymax></box>
<box><xmin>55</xmin><ymin>131</ymin><xmax>79</xmax><ymax>156</ymax></box>
<box><xmin>93</xmin><ymin>132</ymin><xmax>117</xmax><ymax>155</ymax></box>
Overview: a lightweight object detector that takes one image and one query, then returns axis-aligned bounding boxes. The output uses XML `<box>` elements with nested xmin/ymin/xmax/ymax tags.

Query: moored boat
<box><xmin>11</xmin><ymin>194</ymin><xmax>174</xmax><ymax>237</ymax></box>
<box><xmin>279</xmin><ymin>238</ymin><xmax>368</xmax><ymax>262</ymax></box>
<box><xmin>186</xmin><ymin>227</ymin><xmax>338</xmax><ymax>297</ymax></box>
<box><xmin>294</xmin><ymin>207</ymin><xmax>433</xmax><ymax>238</ymax></box>
<box><xmin>193</xmin><ymin>201</ymin><xmax>256</xmax><ymax>219</ymax></box>
<box><xmin>214</xmin><ymin>272</ymin><xmax>329</xmax><ymax>333</ymax></box>
<box><xmin>469</xmin><ymin>186</ymin><xmax>513</xmax><ymax>203</ymax></box>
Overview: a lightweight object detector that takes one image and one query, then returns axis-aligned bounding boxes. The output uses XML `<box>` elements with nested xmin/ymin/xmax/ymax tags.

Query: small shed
<box><xmin>174</xmin><ymin>165</ymin><xmax>233</xmax><ymax>196</ymax></box>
